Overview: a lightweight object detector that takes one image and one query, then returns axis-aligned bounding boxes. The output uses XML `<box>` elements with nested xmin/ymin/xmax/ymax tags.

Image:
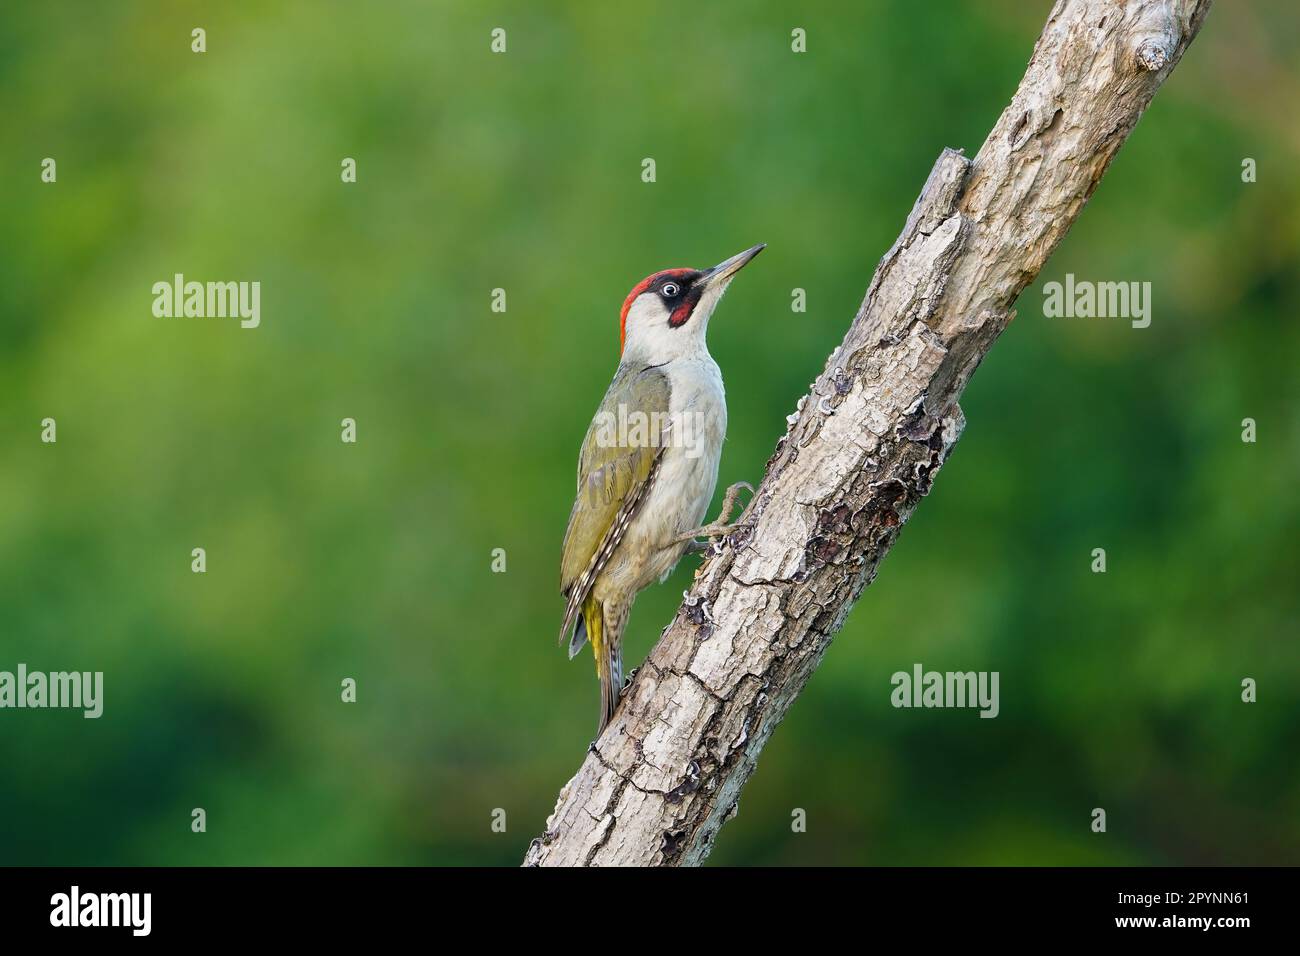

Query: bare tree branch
<box><xmin>525</xmin><ymin>0</ymin><xmax>1213</xmax><ymax>867</ymax></box>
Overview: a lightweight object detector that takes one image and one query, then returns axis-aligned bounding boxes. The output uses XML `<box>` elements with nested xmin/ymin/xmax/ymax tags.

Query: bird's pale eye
<box><xmin>661</xmin><ymin>283</ymin><xmax>679</xmax><ymax>297</ymax></box>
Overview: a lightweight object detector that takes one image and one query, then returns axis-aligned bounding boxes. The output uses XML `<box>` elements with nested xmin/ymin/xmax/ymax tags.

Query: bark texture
<box><xmin>526</xmin><ymin>0</ymin><xmax>1212</xmax><ymax>867</ymax></box>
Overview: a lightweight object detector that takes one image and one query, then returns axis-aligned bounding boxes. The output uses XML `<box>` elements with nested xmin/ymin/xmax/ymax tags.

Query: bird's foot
<box><xmin>674</xmin><ymin>482</ymin><xmax>756</xmax><ymax>549</ymax></box>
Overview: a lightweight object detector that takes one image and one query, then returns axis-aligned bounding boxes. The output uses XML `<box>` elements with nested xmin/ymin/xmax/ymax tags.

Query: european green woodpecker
<box><xmin>559</xmin><ymin>243</ymin><xmax>765</xmax><ymax>733</ymax></box>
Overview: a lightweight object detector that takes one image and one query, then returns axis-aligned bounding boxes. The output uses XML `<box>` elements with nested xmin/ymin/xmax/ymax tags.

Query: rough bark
<box><xmin>525</xmin><ymin>0</ymin><xmax>1212</xmax><ymax>867</ymax></box>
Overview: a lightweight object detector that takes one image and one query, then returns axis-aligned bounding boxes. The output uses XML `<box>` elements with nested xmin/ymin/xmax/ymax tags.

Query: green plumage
<box><xmin>558</xmin><ymin>364</ymin><xmax>672</xmax><ymax>729</ymax></box>
<box><xmin>560</xmin><ymin>365</ymin><xmax>671</xmax><ymax>594</ymax></box>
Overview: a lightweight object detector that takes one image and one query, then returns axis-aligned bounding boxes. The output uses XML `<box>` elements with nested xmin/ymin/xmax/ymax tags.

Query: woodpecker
<box><xmin>559</xmin><ymin>243</ymin><xmax>765</xmax><ymax>734</ymax></box>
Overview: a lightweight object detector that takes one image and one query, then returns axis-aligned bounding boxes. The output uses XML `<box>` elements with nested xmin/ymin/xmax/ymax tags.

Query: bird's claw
<box><xmin>678</xmin><ymin>521</ymin><xmax>746</xmax><ymax>551</ymax></box>
<box><xmin>673</xmin><ymin>482</ymin><xmax>756</xmax><ymax>548</ymax></box>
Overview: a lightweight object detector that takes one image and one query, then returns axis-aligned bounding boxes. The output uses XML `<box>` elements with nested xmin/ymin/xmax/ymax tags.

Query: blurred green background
<box><xmin>1</xmin><ymin>0</ymin><xmax>1297</xmax><ymax>866</ymax></box>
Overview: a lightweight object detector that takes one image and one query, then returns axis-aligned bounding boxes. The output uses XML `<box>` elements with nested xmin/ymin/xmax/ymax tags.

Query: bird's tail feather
<box><xmin>585</xmin><ymin>595</ymin><xmax>624</xmax><ymax>734</ymax></box>
<box><xmin>599</xmin><ymin>641</ymin><xmax>623</xmax><ymax>735</ymax></box>
<box><xmin>567</xmin><ymin>611</ymin><xmax>588</xmax><ymax>659</ymax></box>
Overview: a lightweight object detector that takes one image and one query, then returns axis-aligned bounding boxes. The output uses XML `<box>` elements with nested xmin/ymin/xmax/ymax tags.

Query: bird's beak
<box><xmin>701</xmin><ymin>243</ymin><xmax>766</xmax><ymax>288</ymax></box>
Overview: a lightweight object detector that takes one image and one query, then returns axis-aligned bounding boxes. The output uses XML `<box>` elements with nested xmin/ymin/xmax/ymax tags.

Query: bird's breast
<box><xmin>643</xmin><ymin>359</ymin><xmax>727</xmax><ymax>545</ymax></box>
<box><xmin>593</xmin><ymin>357</ymin><xmax>728</xmax><ymax>601</ymax></box>
<box><xmin>665</xmin><ymin>356</ymin><xmax>727</xmax><ymax>447</ymax></box>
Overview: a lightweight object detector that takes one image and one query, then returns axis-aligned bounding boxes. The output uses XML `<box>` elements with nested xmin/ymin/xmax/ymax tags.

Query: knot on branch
<box><xmin>1134</xmin><ymin>38</ymin><xmax>1170</xmax><ymax>72</ymax></box>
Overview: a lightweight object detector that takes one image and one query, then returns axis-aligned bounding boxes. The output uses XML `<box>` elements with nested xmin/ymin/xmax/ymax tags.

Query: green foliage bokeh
<box><xmin>0</xmin><ymin>1</ymin><xmax>1296</xmax><ymax>865</ymax></box>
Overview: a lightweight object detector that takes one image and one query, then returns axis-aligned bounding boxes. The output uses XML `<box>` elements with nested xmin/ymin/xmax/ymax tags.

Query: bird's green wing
<box><xmin>558</xmin><ymin>364</ymin><xmax>672</xmax><ymax>644</ymax></box>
